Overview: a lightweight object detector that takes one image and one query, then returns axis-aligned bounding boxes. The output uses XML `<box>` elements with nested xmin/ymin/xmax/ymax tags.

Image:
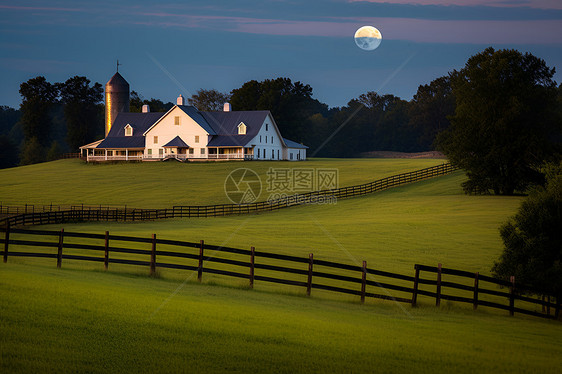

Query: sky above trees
<box><xmin>0</xmin><ymin>0</ymin><xmax>561</xmax><ymax>109</ymax></box>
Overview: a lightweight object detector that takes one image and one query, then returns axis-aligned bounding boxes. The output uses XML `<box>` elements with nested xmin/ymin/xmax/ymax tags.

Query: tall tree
<box><xmin>492</xmin><ymin>162</ymin><xmax>562</xmax><ymax>297</ymax></box>
<box><xmin>58</xmin><ymin>76</ymin><xmax>103</xmax><ymax>151</ymax></box>
<box><xmin>188</xmin><ymin>89</ymin><xmax>231</xmax><ymax>111</ymax></box>
<box><xmin>19</xmin><ymin>76</ymin><xmax>58</xmax><ymax>147</ymax></box>
<box><xmin>0</xmin><ymin>134</ymin><xmax>19</xmax><ymax>169</ymax></box>
<box><xmin>437</xmin><ymin>47</ymin><xmax>560</xmax><ymax>195</ymax></box>
<box><xmin>409</xmin><ymin>76</ymin><xmax>455</xmax><ymax>150</ymax></box>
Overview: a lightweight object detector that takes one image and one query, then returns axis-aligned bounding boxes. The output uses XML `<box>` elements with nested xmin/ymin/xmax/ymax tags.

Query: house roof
<box><xmin>163</xmin><ymin>136</ymin><xmax>189</xmax><ymax>148</ymax></box>
<box><xmin>283</xmin><ymin>138</ymin><xmax>309</xmax><ymax>149</ymax></box>
<box><xmin>177</xmin><ymin>106</ymin><xmax>217</xmax><ymax>135</ymax></box>
<box><xmin>107</xmin><ymin>112</ymin><xmax>164</xmax><ymax>137</ymax></box>
<box><xmin>97</xmin><ymin>136</ymin><xmax>145</xmax><ymax>149</ymax></box>
<box><xmin>207</xmin><ymin>134</ymin><xmax>257</xmax><ymax>147</ymax></box>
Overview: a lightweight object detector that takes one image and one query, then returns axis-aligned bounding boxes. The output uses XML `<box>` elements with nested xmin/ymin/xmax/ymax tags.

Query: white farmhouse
<box><xmin>80</xmin><ymin>72</ymin><xmax>307</xmax><ymax>162</ymax></box>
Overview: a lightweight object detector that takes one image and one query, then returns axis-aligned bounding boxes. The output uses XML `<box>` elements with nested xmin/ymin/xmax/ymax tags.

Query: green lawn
<box><xmin>41</xmin><ymin>171</ymin><xmax>522</xmax><ymax>277</ymax></box>
<box><xmin>3</xmin><ymin>158</ymin><xmax>553</xmax><ymax>373</ymax></box>
<box><xmin>0</xmin><ymin>158</ymin><xmax>445</xmax><ymax>207</ymax></box>
<box><xmin>1</xmin><ymin>262</ymin><xmax>561</xmax><ymax>373</ymax></box>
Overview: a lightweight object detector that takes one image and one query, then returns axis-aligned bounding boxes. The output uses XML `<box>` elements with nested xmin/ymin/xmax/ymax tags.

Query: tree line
<box><xmin>0</xmin><ymin>66</ymin><xmax>457</xmax><ymax>169</ymax></box>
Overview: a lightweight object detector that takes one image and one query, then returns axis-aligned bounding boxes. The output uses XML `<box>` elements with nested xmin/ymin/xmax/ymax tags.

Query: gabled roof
<box><xmin>107</xmin><ymin>112</ymin><xmax>163</xmax><ymax>137</ymax></box>
<box><xmin>79</xmin><ymin>139</ymin><xmax>104</xmax><ymax>150</ymax></box>
<box><xmin>143</xmin><ymin>105</ymin><xmax>217</xmax><ymax>136</ymax></box>
<box><xmin>98</xmin><ymin>136</ymin><xmax>145</xmax><ymax>149</ymax></box>
<box><xmin>163</xmin><ymin>136</ymin><xmax>189</xmax><ymax>148</ymax></box>
<box><xmin>283</xmin><ymin>138</ymin><xmax>309</xmax><ymax>149</ymax></box>
<box><xmin>201</xmin><ymin>111</ymin><xmax>269</xmax><ymax>137</ymax></box>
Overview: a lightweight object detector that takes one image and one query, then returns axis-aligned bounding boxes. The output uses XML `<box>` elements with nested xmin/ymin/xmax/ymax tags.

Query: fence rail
<box><xmin>0</xmin><ymin>162</ymin><xmax>458</xmax><ymax>226</ymax></box>
<box><xmin>1</xmin><ymin>226</ymin><xmax>559</xmax><ymax>321</ymax></box>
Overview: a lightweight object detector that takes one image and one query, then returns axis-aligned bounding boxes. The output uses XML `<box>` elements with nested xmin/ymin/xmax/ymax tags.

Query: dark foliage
<box><xmin>492</xmin><ymin>163</ymin><xmax>562</xmax><ymax>297</ymax></box>
<box><xmin>437</xmin><ymin>47</ymin><xmax>561</xmax><ymax>195</ymax></box>
<box><xmin>188</xmin><ymin>89</ymin><xmax>231</xmax><ymax>111</ymax></box>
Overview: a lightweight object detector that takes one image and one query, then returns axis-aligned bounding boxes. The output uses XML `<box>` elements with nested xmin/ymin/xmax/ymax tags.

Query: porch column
<box><xmin>126</xmin><ymin>149</ymin><xmax>128</xmax><ymax>160</ymax></box>
<box><xmin>105</xmin><ymin>149</ymin><xmax>107</xmax><ymax>161</ymax></box>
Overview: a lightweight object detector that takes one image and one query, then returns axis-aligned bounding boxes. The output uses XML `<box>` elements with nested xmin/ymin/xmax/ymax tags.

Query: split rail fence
<box><xmin>0</xmin><ymin>163</ymin><xmax>457</xmax><ymax>226</ymax></box>
<box><xmin>2</xmin><ymin>226</ymin><xmax>559</xmax><ymax>321</ymax></box>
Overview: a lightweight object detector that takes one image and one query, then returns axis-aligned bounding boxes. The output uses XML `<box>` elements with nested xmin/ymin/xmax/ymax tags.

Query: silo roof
<box><xmin>106</xmin><ymin>72</ymin><xmax>129</xmax><ymax>89</ymax></box>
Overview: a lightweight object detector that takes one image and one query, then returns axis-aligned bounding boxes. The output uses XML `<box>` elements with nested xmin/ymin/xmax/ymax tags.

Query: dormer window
<box><xmin>238</xmin><ymin>122</ymin><xmax>247</xmax><ymax>135</ymax></box>
<box><xmin>124</xmin><ymin>124</ymin><xmax>133</xmax><ymax>136</ymax></box>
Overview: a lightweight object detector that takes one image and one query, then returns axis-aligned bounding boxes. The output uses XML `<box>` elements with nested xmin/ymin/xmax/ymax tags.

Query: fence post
<box><xmin>547</xmin><ymin>295</ymin><xmax>551</xmax><ymax>316</ymax></box>
<box><xmin>473</xmin><ymin>272</ymin><xmax>479</xmax><ymax>310</ymax></box>
<box><xmin>555</xmin><ymin>293</ymin><xmax>560</xmax><ymax>320</ymax></box>
<box><xmin>412</xmin><ymin>265</ymin><xmax>420</xmax><ymax>306</ymax></box>
<box><xmin>249</xmin><ymin>246</ymin><xmax>255</xmax><ymax>289</ymax></box>
<box><xmin>150</xmin><ymin>234</ymin><xmax>156</xmax><ymax>276</ymax></box>
<box><xmin>3</xmin><ymin>221</ymin><xmax>10</xmax><ymax>263</ymax></box>
<box><xmin>104</xmin><ymin>231</ymin><xmax>109</xmax><ymax>271</ymax></box>
<box><xmin>436</xmin><ymin>263</ymin><xmax>442</xmax><ymax>306</ymax></box>
<box><xmin>361</xmin><ymin>261</ymin><xmax>367</xmax><ymax>304</ymax></box>
<box><xmin>57</xmin><ymin>228</ymin><xmax>64</xmax><ymax>268</ymax></box>
<box><xmin>307</xmin><ymin>253</ymin><xmax>313</xmax><ymax>296</ymax></box>
<box><xmin>509</xmin><ymin>275</ymin><xmax>515</xmax><ymax>316</ymax></box>
<box><xmin>198</xmin><ymin>240</ymin><xmax>204</xmax><ymax>282</ymax></box>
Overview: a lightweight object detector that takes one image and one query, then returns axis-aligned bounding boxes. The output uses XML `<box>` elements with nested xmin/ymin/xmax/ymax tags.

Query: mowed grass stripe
<box><xmin>1</xmin><ymin>262</ymin><xmax>561</xmax><ymax>373</ymax></box>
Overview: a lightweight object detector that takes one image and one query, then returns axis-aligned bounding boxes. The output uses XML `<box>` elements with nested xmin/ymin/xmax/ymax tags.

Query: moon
<box><xmin>354</xmin><ymin>26</ymin><xmax>382</xmax><ymax>51</ymax></box>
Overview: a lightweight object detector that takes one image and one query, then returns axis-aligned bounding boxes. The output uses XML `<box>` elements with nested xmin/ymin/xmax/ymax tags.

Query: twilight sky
<box><xmin>1</xmin><ymin>0</ymin><xmax>561</xmax><ymax>109</ymax></box>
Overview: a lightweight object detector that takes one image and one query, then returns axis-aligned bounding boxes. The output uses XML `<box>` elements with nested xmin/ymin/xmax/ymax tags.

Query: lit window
<box><xmin>124</xmin><ymin>124</ymin><xmax>133</xmax><ymax>136</ymax></box>
<box><xmin>174</xmin><ymin>116</ymin><xmax>180</xmax><ymax>126</ymax></box>
<box><xmin>148</xmin><ymin>149</ymin><xmax>152</xmax><ymax>155</ymax></box>
<box><xmin>195</xmin><ymin>135</ymin><xmax>199</xmax><ymax>143</ymax></box>
<box><xmin>201</xmin><ymin>148</ymin><xmax>205</xmax><ymax>155</ymax></box>
<box><xmin>238</xmin><ymin>122</ymin><xmax>246</xmax><ymax>135</ymax></box>
<box><xmin>154</xmin><ymin>136</ymin><xmax>158</xmax><ymax>144</ymax></box>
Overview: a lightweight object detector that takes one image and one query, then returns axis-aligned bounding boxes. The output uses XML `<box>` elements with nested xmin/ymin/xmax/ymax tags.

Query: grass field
<box><xmin>2</xmin><ymin>262</ymin><xmax>561</xmax><ymax>373</ymax></box>
<box><xmin>3</xmin><ymin>158</ymin><xmax>555</xmax><ymax>373</ymax></box>
<box><xmin>38</xmin><ymin>171</ymin><xmax>523</xmax><ymax>277</ymax></box>
<box><xmin>0</xmin><ymin>158</ymin><xmax>445</xmax><ymax>207</ymax></box>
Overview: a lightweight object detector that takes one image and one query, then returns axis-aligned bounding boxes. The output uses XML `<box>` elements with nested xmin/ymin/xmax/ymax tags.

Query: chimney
<box><xmin>142</xmin><ymin>104</ymin><xmax>150</xmax><ymax>113</ymax></box>
<box><xmin>177</xmin><ymin>94</ymin><xmax>185</xmax><ymax>106</ymax></box>
<box><xmin>223</xmin><ymin>102</ymin><xmax>231</xmax><ymax>112</ymax></box>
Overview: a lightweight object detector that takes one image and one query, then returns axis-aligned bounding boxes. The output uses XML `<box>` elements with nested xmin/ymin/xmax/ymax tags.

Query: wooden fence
<box><xmin>0</xmin><ymin>162</ymin><xmax>458</xmax><ymax>226</ymax></box>
<box><xmin>2</xmin><ymin>226</ymin><xmax>559</xmax><ymax>320</ymax></box>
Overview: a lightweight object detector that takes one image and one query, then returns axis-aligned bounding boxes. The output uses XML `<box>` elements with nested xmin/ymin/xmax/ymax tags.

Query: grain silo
<box><xmin>105</xmin><ymin>71</ymin><xmax>130</xmax><ymax>136</ymax></box>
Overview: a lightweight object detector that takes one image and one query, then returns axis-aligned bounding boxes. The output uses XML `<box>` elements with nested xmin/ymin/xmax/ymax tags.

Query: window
<box><xmin>271</xmin><ymin>136</ymin><xmax>273</xmax><ymax>143</ymax></box>
<box><xmin>260</xmin><ymin>135</ymin><xmax>262</xmax><ymax>143</ymax></box>
<box><xmin>266</xmin><ymin>123</ymin><xmax>268</xmax><ymax>131</ymax></box>
<box><xmin>257</xmin><ymin>149</ymin><xmax>260</xmax><ymax>158</ymax></box>
<box><xmin>148</xmin><ymin>149</ymin><xmax>152</xmax><ymax>155</ymax></box>
<box><xmin>159</xmin><ymin>149</ymin><xmax>163</xmax><ymax>155</ymax></box>
<box><xmin>277</xmin><ymin>150</ymin><xmax>280</xmax><ymax>159</ymax></box>
<box><xmin>265</xmin><ymin>136</ymin><xmax>267</xmax><ymax>144</ymax></box>
<box><xmin>124</xmin><ymin>124</ymin><xmax>133</xmax><ymax>136</ymax></box>
<box><xmin>154</xmin><ymin>136</ymin><xmax>158</xmax><ymax>144</ymax></box>
<box><xmin>195</xmin><ymin>135</ymin><xmax>199</xmax><ymax>143</ymax></box>
<box><xmin>201</xmin><ymin>148</ymin><xmax>205</xmax><ymax>155</ymax></box>
<box><xmin>174</xmin><ymin>116</ymin><xmax>180</xmax><ymax>125</ymax></box>
<box><xmin>272</xmin><ymin>149</ymin><xmax>274</xmax><ymax>159</ymax></box>
<box><xmin>238</xmin><ymin>122</ymin><xmax>246</xmax><ymax>135</ymax></box>
<box><xmin>189</xmin><ymin>148</ymin><xmax>194</xmax><ymax>155</ymax></box>
<box><xmin>290</xmin><ymin>153</ymin><xmax>293</xmax><ymax>160</ymax></box>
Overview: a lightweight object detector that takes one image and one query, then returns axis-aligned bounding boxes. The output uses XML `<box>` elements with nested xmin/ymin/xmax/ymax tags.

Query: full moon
<box><xmin>354</xmin><ymin>26</ymin><xmax>382</xmax><ymax>51</ymax></box>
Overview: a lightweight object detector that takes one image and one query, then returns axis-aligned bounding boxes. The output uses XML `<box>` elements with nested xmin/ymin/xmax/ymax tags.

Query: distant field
<box><xmin>43</xmin><ymin>171</ymin><xmax>523</xmax><ymax>277</ymax></box>
<box><xmin>0</xmin><ymin>158</ymin><xmax>445</xmax><ymax>207</ymax></box>
<box><xmin>1</xmin><ymin>262</ymin><xmax>561</xmax><ymax>373</ymax></box>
